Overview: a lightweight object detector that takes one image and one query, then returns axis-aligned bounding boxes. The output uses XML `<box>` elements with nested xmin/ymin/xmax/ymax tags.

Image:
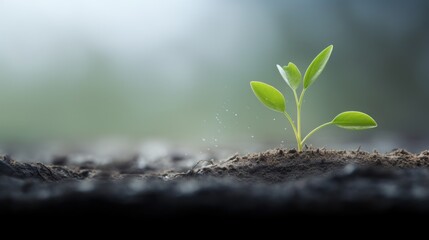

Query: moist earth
<box><xmin>1</xmin><ymin>147</ymin><xmax>429</xmax><ymax>216</ymax></box>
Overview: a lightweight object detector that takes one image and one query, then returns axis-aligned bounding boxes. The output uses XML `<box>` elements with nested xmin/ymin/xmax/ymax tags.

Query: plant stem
<box><xmin>295</xmin><ymin>89</ymin><xmax>306</xmax><ymax>151</ymax></box>
<box><xmin>301</xmin><ymin>122</ymin><xmax>333</xmax><ymax>146</ymax></box>
<box><xmin>293</xmin><ymin>91</ymin><xmax>299</xmax><ymax>134</ymax></box>
<box><xmin>283</xmin><ymin>112</ymin><xmax>299</xmax><ymax>148</ymax></box>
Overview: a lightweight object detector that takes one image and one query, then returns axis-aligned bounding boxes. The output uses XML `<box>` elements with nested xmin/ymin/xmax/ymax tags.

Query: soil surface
<box><xmin>2</xmin><ymin>146</ymin><xmax>429</xmax><ymax>217</ymax></box>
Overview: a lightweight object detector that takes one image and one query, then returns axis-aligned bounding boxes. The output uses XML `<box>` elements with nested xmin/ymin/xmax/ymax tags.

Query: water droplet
<box><xmin>214</xmin><ymin>138</ymin><xmax>218</xmax><ymax>142</ymax></box>
<box><xmin>247</xmin><ymin>126</ymin><xmax>251</xmax><ymax>129</ymax></box>
<box><xmin>251</xmin><ymin>135</ymin><xmax>254</xmax><ymax>138</ymax></box>
<box><xmin>234</xmin><ymin>113</ymin><xmax>238</xmax><ymax>117</ymax></box>
<box><xmin>284</xmin><ymin>128</ymin><xmax>287</xmax><ymax>131</ymax></box>
<box><xmin>207</xmin><ymin>148</ymin><xmax>211</xmax><ymax>151</ymax></box>
<box><xmin>273</xmin><ymin>118</ymin><xmax>276</xmax><ymax>121</ymax></box>
<box><xmin>225</xmin><ymin>109</ymin><xmax>229</xmax><ymax>112</ymax></box>
<box><xmin>215</xmin><ymin>145</ymin><xmax>218</xmax><ymax>148</ymax></box>
<box><xmin>202</xmin><ymin>138</ymin><xmax>206</xmax><ymax>142</ymax></box>
<box><xmin>281</xmin><ymin>140</ymin><xmax>284</xmax><ymax>143</ymax></box>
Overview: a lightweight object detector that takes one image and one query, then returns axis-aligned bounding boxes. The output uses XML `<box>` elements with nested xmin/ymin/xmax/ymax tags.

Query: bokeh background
<box><xmin>0</xmin><ymin>0</ymin><xmax>428</xmax><ymax>152</ymax></box>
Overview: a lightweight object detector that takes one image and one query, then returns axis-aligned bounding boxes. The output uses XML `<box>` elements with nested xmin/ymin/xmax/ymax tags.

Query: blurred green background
<box><xmin>0</xmin><ymin>0</ymin><xmax>428</xmax><ymax>150</ymax></box>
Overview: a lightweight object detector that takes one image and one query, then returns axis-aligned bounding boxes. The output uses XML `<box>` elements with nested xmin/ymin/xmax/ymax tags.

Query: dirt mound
<box><xmin>3</xmin><ymin>148</ymin><xmax>429</xmax><ymax>216</ymax></box>
<box><xmin>177</xmin><ymin>148</ymin><xmax>429</xmax><ymax>183</ymax></box>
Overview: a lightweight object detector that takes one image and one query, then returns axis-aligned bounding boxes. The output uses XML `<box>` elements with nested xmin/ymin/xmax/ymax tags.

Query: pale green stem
<box><xmin>301</xmin><ymin>122</ymin><xmax>333</xmax><ymax>146</ymax></box>
<box><xmin>283</xmin><ymin>112</ymin><xmax>299</xmax><ymax>148</ymax></box>
<box><xmin>293</xmin><ymin>90</ymin><xmax>300</xmax><ymax>107</ymax></box>
<box><xmin>296</xmin><ymin>89</ymin><xmax>306</xmax><ymax>151</ymax></box>
<box><xmin>298</xmin><ymin>90</ymin><xmax>306</xmax><ymax>135</ymax></box>
<box><xmin>293</xmin><ymin>90</ymin><xmax>300</xmax><ymax>134</ymax></box>
<box><xmin>298</xmin><ymin>89</ymin><xmax>306</xmax><ymax>106</ymax></box>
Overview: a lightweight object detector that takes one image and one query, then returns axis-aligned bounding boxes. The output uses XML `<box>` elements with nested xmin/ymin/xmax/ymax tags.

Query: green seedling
<box><xmin>250</xmin><ymin>45</ymin><xmax>377</xmax><ymax>151</ymax></box>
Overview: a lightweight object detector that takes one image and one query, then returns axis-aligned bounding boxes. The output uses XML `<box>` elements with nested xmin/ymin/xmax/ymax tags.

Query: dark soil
<box><xmin>2</xmin><ymin>147</ymin><xmax>429</xmax><ymax>217</ymax></box>
<box><xmin>178</xmin><ymin>148</ymin><xmax>429</xmax><ymax>183</ymax></box>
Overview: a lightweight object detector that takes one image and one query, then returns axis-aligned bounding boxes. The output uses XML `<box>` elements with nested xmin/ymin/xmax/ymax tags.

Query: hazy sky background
<box><xmin>0</xmin><ymin>0</ymin><xmax>428</xmax><ymax>151</ymax></box>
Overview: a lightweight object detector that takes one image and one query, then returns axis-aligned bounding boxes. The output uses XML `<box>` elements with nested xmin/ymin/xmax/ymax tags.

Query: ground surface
<box><xmin>2</xmin><ymin>144</ymin><xmax>429</xmax><ymax>217</ymax></box>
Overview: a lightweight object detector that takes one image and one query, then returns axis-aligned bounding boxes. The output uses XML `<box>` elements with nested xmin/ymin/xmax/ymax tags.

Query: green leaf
<box><xmin>303</xmin><ymin>45</ymin><xmax>333</xmax><ymax>89</ymax></box>
<box><xmin>276</xmin><ymin>65</ymin><xmax>288</xmax><ymax>87</ymax></box>
<box><xmin>283</xmin><ymin>62</ymin><xmax>301</xmax><ymax>90</ymax></box>
<box><xmin>331</xmin><ymin>111</ymin><xmax>377</xmax><ymax>130</ymax></box>
<box><xmin>250</xmin><ymin>81</ymin><xmax>285</xmax><ymax>112</ymax></box>
<box><xmin>277</xmin><ymin>64</ymin><xmax>300</xmax><ymax>90</ymax></box>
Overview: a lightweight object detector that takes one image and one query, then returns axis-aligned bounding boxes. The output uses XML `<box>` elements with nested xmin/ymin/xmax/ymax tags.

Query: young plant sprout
<box><xmin>250</xmin><ymin>45</ymin><xmax>377</xmax><ymax>151</ymax></box>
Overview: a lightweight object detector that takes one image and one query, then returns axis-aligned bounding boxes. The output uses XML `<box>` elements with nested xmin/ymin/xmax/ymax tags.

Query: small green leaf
<box><xmin>276</xmin><ymin>65</ymin><xmax>289</xmax><ymax>88</ymax></box>
<box><xmin>332</xmin><ymin>111</ymin><xmax>377</xmax><ymax>130</ymax></box>
<box><xmin>250</xmin><ymin>81</ymin><xmax>285</xmax><ymax>112</ymax></box>
<box><xmin>283</xmin><ymin>62</ymin><xmax>301</xmax><ymax>90</ymax></box>
<box><xmin>303</xmin><ymin>45</ymin><xmax>333</xmax><ymax>89</ymax></box>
